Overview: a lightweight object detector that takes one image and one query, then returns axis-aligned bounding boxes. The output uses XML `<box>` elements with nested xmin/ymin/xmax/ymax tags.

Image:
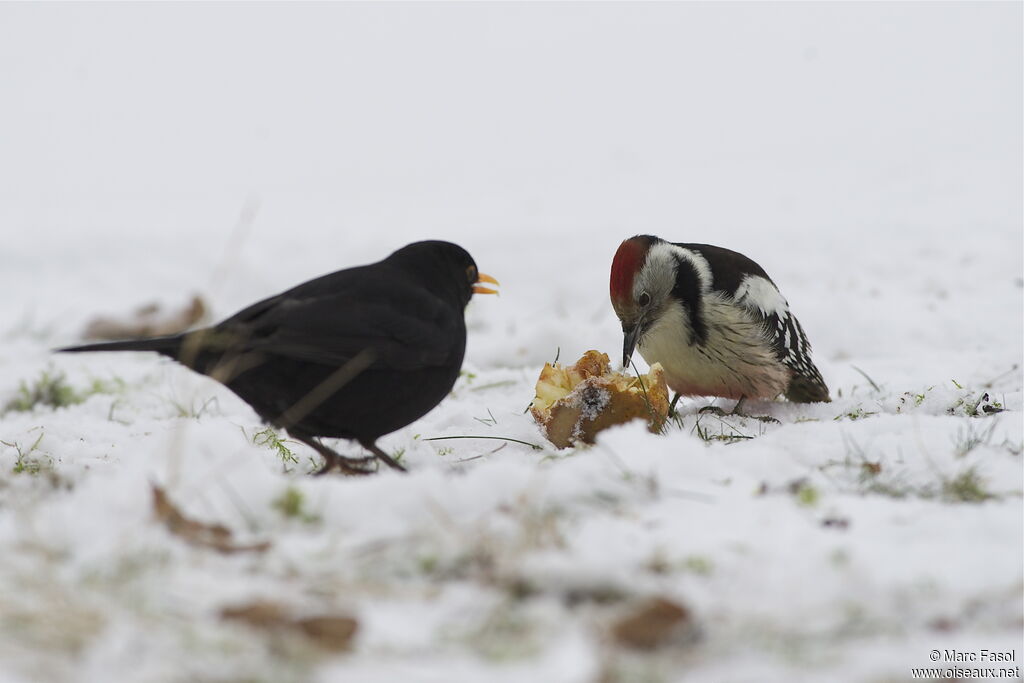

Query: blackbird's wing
<box><xmin>210</xmin><ymin>267</ymin><xmax>463</xmax><ymax>371</ymax></box>
<box><xmin>248</xmin><ymin>294</ymin><xmax>460</xmax><ymax>370</ymax></box>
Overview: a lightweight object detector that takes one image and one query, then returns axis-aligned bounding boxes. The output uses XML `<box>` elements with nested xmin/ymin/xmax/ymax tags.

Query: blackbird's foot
<box><xmin>314</xmin><ymin>452</ymin><xmax>376</xmax><ymax>476</ymax></box>
<box><xmin>296</xmin><ymin>436</ymin><xmax>407</xmax><ymax>475</ymax></box>
<box><xmin>295</xmin><ymin>436</ymin><xmax>376</xmax><ymax>476</ymax></box>
<box><xmin>360</xmin><ymin>440</ymin><xmax>408</xmax><ymax>472</ymax></box>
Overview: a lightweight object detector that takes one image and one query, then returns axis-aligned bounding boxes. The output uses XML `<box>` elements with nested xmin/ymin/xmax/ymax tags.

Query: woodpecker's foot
<box><xmin>742</xmin><ymin>412</ymin><xmax>781</xmax><ymax>424</ymax></box>
<box><xmin>696</xmin><ymin>405</ymin><xmax>731</xmax><ymax>419</ymax></box>
<box><xmin>360</xmin><ymin>440</ymin><xmax>408</xmax><ymax>472</ymax></box>
<box><xmin>697</xmin><ymin>399</ymin><xmax>780</xmax><ymax>424</ymax></box>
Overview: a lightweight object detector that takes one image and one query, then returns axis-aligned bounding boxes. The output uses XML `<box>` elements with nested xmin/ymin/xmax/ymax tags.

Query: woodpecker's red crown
<box><xmin>610</xmin><ymin>236</ymin><xmax>652</xmax><ymax>307</ymax></box>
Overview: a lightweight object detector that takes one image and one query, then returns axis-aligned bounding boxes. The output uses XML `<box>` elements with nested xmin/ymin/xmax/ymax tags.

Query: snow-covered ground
<box><xmin>1</xmin><ymin>4</ymin><xmax>1021</xmax><ymax>682</ymax></box>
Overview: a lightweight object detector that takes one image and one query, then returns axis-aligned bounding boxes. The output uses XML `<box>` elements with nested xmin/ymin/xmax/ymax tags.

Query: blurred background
<box><xmin>0</xmin><ymin>6</ymin><xmax>1020</xmax><ymax>681</ymax></box>
<box><xmin>1</xmin><ymin>2</ymin><xmax>1020</xmax><ymax>371</ymax></box>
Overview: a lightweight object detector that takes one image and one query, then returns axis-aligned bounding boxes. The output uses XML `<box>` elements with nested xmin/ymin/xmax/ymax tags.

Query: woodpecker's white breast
<box><xmin>638</xmin><ymin>291</ymin><xmax>791</xmax><ymax>400</ymax></box>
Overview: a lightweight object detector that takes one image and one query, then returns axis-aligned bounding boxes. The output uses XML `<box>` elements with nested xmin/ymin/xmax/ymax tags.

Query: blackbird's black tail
<box><xmin>57</xmin><ymin>335</ymin><xmax>183</xmax><ymax>357</ymax></box>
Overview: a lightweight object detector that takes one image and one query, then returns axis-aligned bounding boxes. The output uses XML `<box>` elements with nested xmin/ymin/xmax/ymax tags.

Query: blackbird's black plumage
<box><xmin>58</xmin><ymin>241</ymin><xmax>498</xmax><ymax>474</ymax></box>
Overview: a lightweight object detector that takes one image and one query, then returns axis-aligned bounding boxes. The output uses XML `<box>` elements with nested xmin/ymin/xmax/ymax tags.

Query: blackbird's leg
<box><xmin>293</xmin><ymin>435</ymin><xmax>375</xmax><ymax>476</ymax></box>
<box><xmin>359</xmin><ymin>439</ymin><xmax>408</xmax><ymax>472</ymax></box>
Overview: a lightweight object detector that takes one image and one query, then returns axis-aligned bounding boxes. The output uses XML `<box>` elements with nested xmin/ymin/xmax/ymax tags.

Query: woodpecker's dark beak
<box><xmin>622</xmin><ymin>323</ymin><xmax>641</xmax><ymax>368</ymax></box>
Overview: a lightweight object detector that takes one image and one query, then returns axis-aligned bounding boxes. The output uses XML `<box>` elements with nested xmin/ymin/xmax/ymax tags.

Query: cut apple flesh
<box><xmin>530</xmin><ymin>350</ymin><xmax>670</xmax><ymax>448</ymax></box>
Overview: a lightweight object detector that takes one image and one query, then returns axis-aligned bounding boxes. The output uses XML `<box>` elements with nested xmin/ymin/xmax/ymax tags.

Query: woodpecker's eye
<box><xmin>638</xmin><ymin>291</ymin><xmax>651</xmax><ymax>307</ymax></box>
<box><xmin>466</xmin><ymin>265</ymin><xmax>477</xmax><ymax>283</ymax></box>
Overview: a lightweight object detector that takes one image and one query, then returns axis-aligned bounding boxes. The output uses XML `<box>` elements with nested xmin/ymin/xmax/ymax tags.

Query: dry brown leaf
<box><xmin>611</xmin><ymin>597</ymin><xmax>694</xmax><ymax>651</ymax></box>
<box><xmin>220</xmin><ymin>601</ymin><xmax>288</xmax><ymax>627</ymax></box>
<box><xmin>221</xmin><ymin>601</ymin><xmax>358</xmax><ymax>652</ymax></box>
<box><xmin>83</xmin><ymin>294</ymin><xmax>207</xmax><ymax>340</ymax></box>
<box><xmin>295</xmin><ymin>616</ymin><xmax>360</xmax><ymax>652</ymax></box>
<box><xmin>151</xmin><ymin>485</ymin><xmax>270</xmax><ymax>554</ymax></box>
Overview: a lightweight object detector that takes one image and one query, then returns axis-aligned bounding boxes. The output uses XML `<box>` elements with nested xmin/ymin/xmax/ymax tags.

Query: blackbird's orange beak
<box><xmin>473</xmin><ymin>272</ymin><xmax>500</xmax><ymax>295</ymax></box>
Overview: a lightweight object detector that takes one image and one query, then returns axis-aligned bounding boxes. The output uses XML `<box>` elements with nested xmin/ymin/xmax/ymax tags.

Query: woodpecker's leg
<box><xmin>294</xmin><ymin>436</ymin><xmax>376</xmax><ymax>476</ymax></box>
<box><xmin>359</xmin><ymin>439</ymin><xmax>408</xmax><ymax>472</ymax></box>
<box><xmin>668</xmin><ymin>392</ymin><xmax>682</xmax><ymax>418</ymax></box>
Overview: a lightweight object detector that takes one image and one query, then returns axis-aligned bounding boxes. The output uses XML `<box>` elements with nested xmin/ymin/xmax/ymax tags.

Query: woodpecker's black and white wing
<box><xmin>741</xmin><ymin>294</ymin><xmax>829</xmax><ymax>403</ymax></box>
<box><xmin>676</xmin><ymin>243</ymin><xmax>830</xmax><ymax>403</ymax></box>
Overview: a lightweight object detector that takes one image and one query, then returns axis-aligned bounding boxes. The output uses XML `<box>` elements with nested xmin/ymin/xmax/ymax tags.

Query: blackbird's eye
<box><xmin>466</xmin><ymin>265</ymin><xmax>478</xmax><ymax>284</ymax></box>
<box><xmin>638</xmin><ymin>291</ymin><xmax>651</xmax><ymax>307</ymax></box>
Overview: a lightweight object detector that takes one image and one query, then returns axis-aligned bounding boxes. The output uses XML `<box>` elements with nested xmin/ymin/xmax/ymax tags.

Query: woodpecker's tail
<box><xmin>785</xmin><ymin>369</ymin><xmax>831</xmax><ymax>403</ymax></box>
<box><xmin>56</xmin><ymin>335</ymin><xmax>183</xmax><ymax>356</ymax></box>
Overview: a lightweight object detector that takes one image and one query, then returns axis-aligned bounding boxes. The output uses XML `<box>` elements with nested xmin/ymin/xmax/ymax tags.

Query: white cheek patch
<box><xmin>633</xmin><ymin>242</ymin><xmax>714</xmax><ymax>303</ymax></box>
<box><xmin>633</xmin><ymin>243</ymin><xmax>677</xmax><ymax>302</ymax></box>
<box><xmin>734</xmin><ymin>275</ymin><xmax>789</xmax><ymax>318</ymax></box>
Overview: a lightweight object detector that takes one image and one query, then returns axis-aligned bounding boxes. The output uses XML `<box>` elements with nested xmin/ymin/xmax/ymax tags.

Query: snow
<box><xmin>1</xmin><ymin>3</ymin><xmax>1021</xmax><ymax>682</ymax></box>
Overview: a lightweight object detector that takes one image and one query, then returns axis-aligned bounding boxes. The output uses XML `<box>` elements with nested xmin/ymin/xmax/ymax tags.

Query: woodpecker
<box><xmin>610</xmin><ymin>235</ymin><xmax>829</xmax><ymax>405</ymax></box>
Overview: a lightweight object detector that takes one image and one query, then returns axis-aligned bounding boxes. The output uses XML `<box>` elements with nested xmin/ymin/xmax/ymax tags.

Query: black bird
<box><xmin>59</xmin><ymin>241</ymin><xmax>499</xmax><ymax>474</ymax></box>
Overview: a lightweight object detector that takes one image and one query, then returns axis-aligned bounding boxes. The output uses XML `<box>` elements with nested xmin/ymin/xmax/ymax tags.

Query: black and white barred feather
<box><xmin>675</xmin><ymin>242</ymin><xmax>830</xmax><ymax>403</ymax></box>
<box><xmin>610</xmin><ymin>234</ymin><xmax>830</xmax><ymax>403</ymax></box>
